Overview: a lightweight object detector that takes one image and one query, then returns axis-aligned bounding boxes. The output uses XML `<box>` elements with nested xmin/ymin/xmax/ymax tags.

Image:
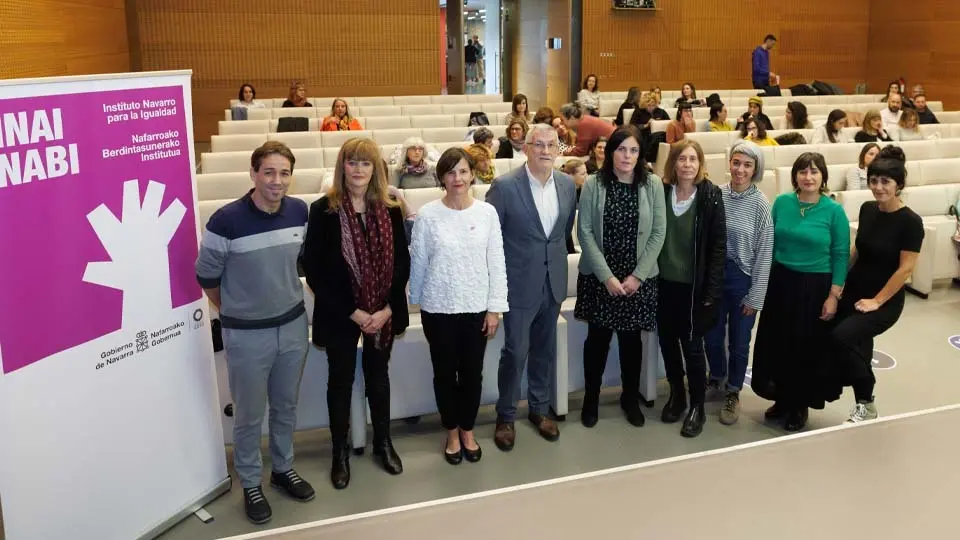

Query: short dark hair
<box><xmin>764</xmin><ymin>34</ymin><xmax>776</xmax><ymax>42</ymax></box>
<box><xmin>790</xmin><ymin>152</ymin><xmax>829</xmax><ymax>194</ymax></box>
<box><xmin>238</xmin><ymin>83</ymin><xmax>256</xmax><ymax>102</ymax></box>
<box><xmin>675</xmin><ymin>103</ymin><xmax>693</xmax><ymax>121</ymax></box>
<box><xmin>436</xmin><ymin>147</ymin><xmax>475</xmax><ymax>190</ymax></box>
<box><xmin>709</xmin><ymin>102</ymin><xmax>726</xmax><ymax>123</ymax></box>
<box><xmin>251</xmin><ymin>141</ymin><xmax>296</xmax><ymax>173</ymax></box>
<box><xmin>472</xmin><ymin>127</ymin><xmax>494</xmax><ymax>145</ymax></box>
<box><xmin>598</xmin><ymin>125</ymin><xmax>648</xmax><ymax>187</ymax></box>
<box><xmin>868</xmin><ymin>146</ymin><xmax>908</xmax><ymax>191</ymax></box>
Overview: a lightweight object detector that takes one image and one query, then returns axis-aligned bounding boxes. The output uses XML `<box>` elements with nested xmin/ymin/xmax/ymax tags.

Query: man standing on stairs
<box><xmin>751</xmin><ymin>34</ymin><xmax>777</xmax><ymax>90</ymax></box>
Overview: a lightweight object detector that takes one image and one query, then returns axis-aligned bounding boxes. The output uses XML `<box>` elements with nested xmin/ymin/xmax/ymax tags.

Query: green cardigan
<box><xmin>577</xmin><ymin>173</ymin><xmax>667</xmax><ymax>283</ymax></box>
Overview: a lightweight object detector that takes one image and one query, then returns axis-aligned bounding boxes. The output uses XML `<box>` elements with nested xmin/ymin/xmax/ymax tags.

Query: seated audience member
<box><xmin>894</xmin><ymin>108</ymin><xmax>923</xmax><ymax>141</ymax></box>
<box><xmin>237</xmin><ymin>83</ymin><xmax>265</xmax><ymax>108</ymax></box>
<box><xmin>322</xmin><ymin>98</ymin><xmax>363</xmax><ymax>131</ymax></box>
<box><xmin>708</xmin><ymin>102</ymin><xmax>733</xmax><ymax>131</ymax></box>
<box><xmin>779</xmin><ymin>101</ymin><xmax>813</xmax><ymax>130</ymax></box>
<box><xmin>505</xmin><ymin>94</ymin><xmax>534</xmax><ymax>126</ymax></box>
<box><xmin>913</xmin><ymin>94</ymin><xmax>939</xmax><ymax>124</ymax></box>
<box><xmin>629</xmin><ymin>92</ymin><xmax>670</xmax><ymax>136</ymax></box>
<box><xmin>650</xmin><ymin>86</ymin><xmax>664</xmax><ymax>106</ymax></box>
<box><xmin>855</xmin><ymin>110</ymin><xmax>893</xmax><ymax>142</ymax></box>
<box><xmin>812</xmin><ymin>109</ymin><xmax>850</xmax><ymax>144</ymax></box>
<box><xmin>467</xmin><ymin>143</ymin><xmax>496</xmax><ymax>184</ymax></box>
<box><xmin>845</xmin><ymin>143</ymin><xmax>880</xmax><ymax>190</ymax></box>
<box><xmin>560</xmin><ymin>159</ymin><xmax>588</xmax><ymax>254</ymax></box>
<box><xmin>389</xmin><ymin>137</ymin><xmax>439</xmax><ymax>189</ymax></box>
<box><xmin>496</xmin><ymin>120</ymin><xmax>528</xmax><ymax>159</ymax></box>
<box><xmin>553</xmin><ymin>116</ymin><xmax>577</xmax><ymax>154</ymax></box>
<box><xmin>674</xmin><ymin>82</ymin><xmax>705</xmax><ymax>107</ymax></box>
<box><xmin>532</xmin><ymin>107</ymin><xmax>555</xmax><ymax>125</ymax></box>
<box><xmin>880</xmin><ymin>94</ymin><xmax>902</xmax><ymax>129</ymax></box>
<box><xmin>666</xmin><ymin>103</ymin><xmax>697</xmax><ymax>143</ymax></box>
<box><xmin>559</xmin><ymin>102</ymin><xmax>614</xmax><ymax>156</ymax></box>
<box><xmin>472</xmin><ymin>127</ymin><xmax>495</xmax><ymax>150</ymax></box>
<box><xmin>880</xmin><ymin>81</ymin><xmax>901</xmax><ymax>103</ymax></box>
<box><xmin>740</xmin><ymin>117</ymin><xmax>779</xmax><ymax>146</ymax></box>
<box><xmin>615</xmin><ymin>86</ymin><xmax>642</xmax><ymax>126</ymax></box>
<box><xmin>578</xmin><ymin>74</ymin><xmax>601</xmax><ymax>117</ymax></box>
<box><xmin>774</xmin><ymin>132</ymin><xmax>807</xmax><ymax>145</ymax></box>
<box><xmin>584</xmin><ymin>136</ymin><xmax>607</xmax><ymax>175</ymax></box>
<box><xmin>282</xmin><ymin>82</ymin><xmax>312</xmax><ymax>107</ymax></box>
<box><xmin>736</xmin><ymin>97</ymin><xmax>774</xmax><ymax>132</ymax></box>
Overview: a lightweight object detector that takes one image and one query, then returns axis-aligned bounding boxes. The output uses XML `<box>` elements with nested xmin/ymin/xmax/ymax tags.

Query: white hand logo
<box><xmin>83</xmin><ymin>179</ymin><xmax>186</xmax><ymax>325</ymax></box>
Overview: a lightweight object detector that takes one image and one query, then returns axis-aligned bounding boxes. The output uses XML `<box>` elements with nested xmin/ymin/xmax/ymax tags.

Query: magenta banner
<box><xmin>0</xmin><ymin>86</ymin><xmax>202</xmax><ymax>374</ymax></box>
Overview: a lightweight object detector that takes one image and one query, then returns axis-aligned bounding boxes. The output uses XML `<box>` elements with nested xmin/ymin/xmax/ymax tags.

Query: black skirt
<box><xmin>751</xmin><ymin>263</ymin><xmax>843</xmax><ymax>409</ymax></box>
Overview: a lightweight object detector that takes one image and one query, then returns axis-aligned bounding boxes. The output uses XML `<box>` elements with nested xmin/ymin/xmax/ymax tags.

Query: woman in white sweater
<box><xmin>811</xmin><ymin>110</ymin><xmax>851</xmax><ymax>144</ymax></box>
<box><xmin>578</xmin><ymin>74</ymin><xmax>601</xmax><ymax>117</ymax></box>
<box><xmin>409</xmin><ymin>147</ymin><xmax>508</xmax><ymax>466</ymax></box>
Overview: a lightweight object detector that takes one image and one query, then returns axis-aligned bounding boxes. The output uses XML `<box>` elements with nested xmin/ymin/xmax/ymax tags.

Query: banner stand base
<box><xmin>139</xmin><ymin>476</ymin><xmax>232</xmax><ymax>540</ymax></box>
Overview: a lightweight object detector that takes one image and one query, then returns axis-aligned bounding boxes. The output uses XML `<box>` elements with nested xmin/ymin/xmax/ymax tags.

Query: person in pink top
<box><xmin>559</xmin><ymin>102</ymin><xmax>615</xmax><ymax>157</ymax></box>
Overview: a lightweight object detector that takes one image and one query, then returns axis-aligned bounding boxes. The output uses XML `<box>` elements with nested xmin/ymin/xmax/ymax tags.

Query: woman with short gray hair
<box><xmin>703</xmin><ymin>141</ymin><xmax>774</xmax><ymax>426</ymax></box>
<box><xmin>389</xmin><ymin>137</ymin><xmax>439</xmax><ymax>189</ymax></box>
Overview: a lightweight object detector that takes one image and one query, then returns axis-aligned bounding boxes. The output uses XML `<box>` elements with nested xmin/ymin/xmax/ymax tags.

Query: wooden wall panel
<box><xmin>581</xmin><ymin>0</ymin><xmax>871</xmax><ymax>99</ymax></box>
<box><xmin>134</xmin><ymin>0</ymin><xmax>442</xmax><ymax>141</ymax></box>
<box><xmin>0</xmin><ymin>0</ymin><xmax>129</xmax><ymax>80</ymax></box>
<box><xmin>867</xmin><ymin>0</ymin><xmax>960</xmax><ymax>111</ymax></box>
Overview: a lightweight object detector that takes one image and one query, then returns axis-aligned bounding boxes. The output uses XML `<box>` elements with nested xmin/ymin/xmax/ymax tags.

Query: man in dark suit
<box><xmin>486</xmin><ymin>124</ymin><xmax>578</xmax><ymax>451</ymax></box>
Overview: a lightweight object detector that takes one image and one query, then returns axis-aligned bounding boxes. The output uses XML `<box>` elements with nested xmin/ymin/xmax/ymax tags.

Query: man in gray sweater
<box><xmin>195</xmin><ymin>141</ymin><xmax>314</xmax><ymax>525</ymax></box>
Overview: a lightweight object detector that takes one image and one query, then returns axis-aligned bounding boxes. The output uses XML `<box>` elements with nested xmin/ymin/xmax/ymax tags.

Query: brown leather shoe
<box><xmin>494</xmin><ymin>420</ymin><xmax>515</xmax><ymax>452</ymax></box>
<box><xmin>528</xmin><ymin>413</ymin><xmax>560</xmax><ymax>442</ymax></box>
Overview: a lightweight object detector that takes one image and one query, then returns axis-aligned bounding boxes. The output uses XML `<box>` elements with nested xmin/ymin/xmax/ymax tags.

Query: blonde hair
<box><xmin>325</xmin><ymin>138</ymin><xmax>397</xmax><ymax>212</ymax></box>
<box><xmin>329</xmin><ymin>98</ymin><xmax>353</xmax><ymax>122</ymax></box>
<box><xmin>862</xmin><ymin>110</ymin><xmax>882</xmax><ymax>134</ymax></box>
<box><xmin>662</xmin><ymin>140</ymin><xmax>708</xmax><ymax>184</ymax></box>
<box><xmin>639</xmin><ymin>92</ymin><xmax>658</xmax><ymax>108</ymax></box>
<box><xmin>466</xmin><ymin>143</ymin><xmax>493</xmax><ymax>163</ymax></box>
<box><xmin>898</xmin><ymin>108</ymin><xmax>919</xmax><ymax>130</ymax></box>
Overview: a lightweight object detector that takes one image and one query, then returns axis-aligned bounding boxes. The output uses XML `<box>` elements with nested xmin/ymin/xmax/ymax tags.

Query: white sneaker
<box><xmin>845</xmin><ymin>401</ymin><xmax>879</xmax><ymax>424</ymax></box>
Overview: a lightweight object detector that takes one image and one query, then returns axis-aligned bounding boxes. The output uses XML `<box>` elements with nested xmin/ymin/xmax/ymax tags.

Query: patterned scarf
<box><xmin>404</xmin><ymin>159</ymin><xmax>427</xmax><ymax>176</ymax></box>
<box><xmin>339</xmin><ymin>195</ymin><xmax>395</xmax><ymax>350</ymax></box>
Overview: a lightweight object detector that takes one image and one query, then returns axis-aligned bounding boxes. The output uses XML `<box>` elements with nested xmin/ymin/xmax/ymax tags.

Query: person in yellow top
<box><xmin>740</xmin><ymin>117</ymin><xmax>779</xmax><ymax>146</ymax></box>
<box><xmin>708</xmin><ymin>102</ymin><xmax>733</xmax><ymax>132</ymax></box>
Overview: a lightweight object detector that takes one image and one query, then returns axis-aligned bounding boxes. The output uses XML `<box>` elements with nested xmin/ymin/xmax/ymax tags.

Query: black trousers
<box><xmin>326</xmin><ymin>326</ymin><xmax>392</xmax><ymax>447</ymax></box>
<box><xmin>583</xmin><ymin>323</ymin><xmax>644</xmax><ymax>406</ymax></box>
<box><xmin>421</xmin><ymin>311</ymin><xmax>488</xmax><ymax>431</ymax></box>
<box><xmin>657</xmin><ymin>279</ymin><xmax>707</xmax><ymax>405</ymax></box>
<box><xmin>832</xmin><ymin>293</ymin><xmax>904</xmax><ymax>402</ymax></box>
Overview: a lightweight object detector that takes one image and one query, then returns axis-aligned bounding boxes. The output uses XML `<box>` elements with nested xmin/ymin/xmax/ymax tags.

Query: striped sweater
<box><xmin>721</xmin><ymin>184</ymin><xmax>774</xmax><ymax>310</ymax></box>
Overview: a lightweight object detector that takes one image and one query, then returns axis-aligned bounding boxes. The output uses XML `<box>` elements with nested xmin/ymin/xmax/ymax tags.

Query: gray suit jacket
<box><xmin>486</xmin><ymin>165</ymin><xmax>577</xmax><ymax>310</ymax></box>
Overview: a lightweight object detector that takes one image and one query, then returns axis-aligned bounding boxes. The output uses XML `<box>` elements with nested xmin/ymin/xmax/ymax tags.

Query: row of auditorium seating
<box><xmin>227</xmin><ymin>102</ymin><xmax>514</xmax><ymax>121</ymax></box>
<box><xmin>649</xmin><ymin>116</ymin><xmax>960</xmax><ymax>135</ymax></box>
<box><xmin>231</xmin><ymin>94</ymin><xmax>504</xmax><ymax>109</ymax></box>
<box><xmin>598</xmin><ymin>89</ymin><xmax>799</xmax><ymax>100</ymax></box>
<box><xmin>219</xmin><ymin>113</ymin><xmax>518</xmax><ymax>134</ymax></box>
<box><xmin>600</xmin><ymin>91</ymin><xmax>887</xmax><ymax>105</ymax></box>
<box><xmin>599</xmin><ymin>100</ymin><xmax>945</xmax><ymax>119</ymax></box>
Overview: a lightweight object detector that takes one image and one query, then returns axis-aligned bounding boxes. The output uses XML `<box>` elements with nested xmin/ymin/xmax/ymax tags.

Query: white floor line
<box><xmin>218</xmin><ymin>402</ymin><xmax>960</xmax><ymax>540</ymax></box>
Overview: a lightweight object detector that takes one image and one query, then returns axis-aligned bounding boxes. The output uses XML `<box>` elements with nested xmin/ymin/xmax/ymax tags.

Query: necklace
<box><xmin>798</xmin><ymin>197</ymin><xmax>820</xmax><ymax>218</ymax></box>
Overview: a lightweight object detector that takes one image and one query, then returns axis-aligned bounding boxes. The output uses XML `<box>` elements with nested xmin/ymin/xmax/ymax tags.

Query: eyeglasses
<box><xmin>526</xmin><ymin>141</ymin><xmax>559</xmax><ymax>151</ymax></box>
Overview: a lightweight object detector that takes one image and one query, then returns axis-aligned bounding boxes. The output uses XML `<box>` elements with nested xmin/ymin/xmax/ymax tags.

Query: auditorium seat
<box><xmin>210</xmin><ymin>133</ymin><xmax>268</xmax><ymax>153</ymax></box>
<box><xmin>268</xmin><ymin>132</ymin><xmax>322</xmax><ymax>149</ymax></box>
<box><xmin>466</xmin><ymin>94</ymin><xmax>504</xmax><ymax>103</ymax></box>
<box><xmin>219</xmin><ymin>120</ymin><xmax>271</xmax><ymax>135</ymax></box>
<box><xmin>393</xmin><ymin>95</ymin><xmax>433</xmax><ymax>105</ymax></box>
<box><xmin>441</xmin><ymin>103</ymin><xmax>481</xmax><ymax>115</ymax></box>
<box><xmin>372</xmin><ymin>128</ymin><xmax>422</xmax><ymax>145</ymax></box>
<box><xmin>411</xmin><ymin>115</ymin><xmax>456</xmax><ymax>128</ymax></box>
<box><xmin>320</xmin><ymin>130</ymin><xmax>373</xmax><ymax>148</ymax></box>
<box><xmin>273</xmin><ymin>108</ymin><xmax>318</xmax><ymax>119</ymax></box>
<box><xmin>421</xmin><ymin>127</ymin><xmax>470</xmax><ymax>143</ymax></box>
<box><xmin>364</xmin><ymin>116</ymin><xmax>413</xmax><ymax>130</ymax></box>
<box><xmin>430</xmin><ymin>95</ymin><xmax>469</xmax><ymax>104</ymax></box>
<box><xmin>481</xmin><ymin>102</ymin><xmax>512</xmax><ymax>114</ymax></box>
<box><xmin>357</xmin><ymin>105</ymin><xmax>402</xmax><ymax>117</ymax></box>
<box><xmin>355</xmin><ymin>96</ymin><xmax>395</xmax><ymax>106</ymax></box>
<box><xmin>402</xmin><ymin>105</ymin><xmax>438</xmax><ymax>116</ymax></box>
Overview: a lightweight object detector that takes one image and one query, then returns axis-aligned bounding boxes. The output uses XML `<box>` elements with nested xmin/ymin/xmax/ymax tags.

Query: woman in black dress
<box><xmin>575</xmin><ymin>125</ymin><xmax>666</xmax><ymax>428</ymax></box>
<box><xmin>831</xmin><ymin>146</ymin><xmax>923</xmax><ymax>423</ymax></box>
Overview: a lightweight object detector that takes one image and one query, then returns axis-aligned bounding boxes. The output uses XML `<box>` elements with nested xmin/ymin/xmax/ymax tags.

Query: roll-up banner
<box><xmin>0</xmin><ymin>70</ymin><xmax>230</xmax><ymax>539</ymax></box>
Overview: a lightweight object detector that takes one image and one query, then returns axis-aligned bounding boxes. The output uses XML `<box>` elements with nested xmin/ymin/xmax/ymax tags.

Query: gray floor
<box><xmin>158</xmin><ymin>285</ymin><xmax>960</xmax><ymax>540</ymax></box>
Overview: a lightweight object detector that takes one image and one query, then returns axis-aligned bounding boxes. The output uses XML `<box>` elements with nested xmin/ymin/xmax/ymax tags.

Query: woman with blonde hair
<box><xmin>895</xmin><ymin>108</ymin><xmax>923</xmax><ymax>141</ymax></box>
<box><xmin>389</xmin><ymin>137</ymin><xmax>438</xmax><ymax>189</ymax></box>
<box><xmin>855</xmin><ymin>110</ymin><xmax>893</xmax><ymax>142</ymax></box>
<box><xmin>466</xmin><ymin>143</ymin><xmax>496</xmax><ymax>184</ymax></box>
<box><xmin>658</xmin><ymin>139</ymin><xmax>726</xmax><ymax>437</ymax></box>
<box><xmin>322</xmin><ymin>98</ymin><xmax>364</xmax><ymax>131</ymax></box>
<box><xmin>282</xmin><ymin>81</ymin><xmax>311</xmax><ymax>108</ymax></box>
<box><xmin>629</xmin><ymin>91</ymin><xmax>670</xmax><ymax>136</ymax></box>
<box><xmin>302</xmin><ymin>138</ymin><xmax>410</xmax><ymax>489</ymax></box>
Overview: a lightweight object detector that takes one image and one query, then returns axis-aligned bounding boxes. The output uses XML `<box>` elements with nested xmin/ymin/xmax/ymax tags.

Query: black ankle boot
<box><xmin>581</xmin><ymin>393</ymin><xmax>600</xmax><ymax>428</ymax></box>
<box><xmin>680</xmin><ymin>403</ymin><xmax>705</xmax><ymax>438</ymax></box>
<box><xmin>372</xmin><ymin>437</ymin><xmax>403</xmax><ymax>475</ymax></box>
<box><xmin>661</xmin><ymin>381</ymin><xmax>687</xmax><ymax>424</ymax></box>
<box><xmin>784</xmin><ymin>407</ymin><xmax>808</xmax><ymax>432</ymax></box>
<box><xmin>330</xmin><ymin>443</ymin><xmax>351</xmax><ymax>490</ymax></box>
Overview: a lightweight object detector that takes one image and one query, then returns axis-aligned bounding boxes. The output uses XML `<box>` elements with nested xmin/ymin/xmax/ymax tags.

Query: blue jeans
<box><xmin>704</xmin><ymin>260</ymin><xmax>756</xmax><ymax>392</ymax></box>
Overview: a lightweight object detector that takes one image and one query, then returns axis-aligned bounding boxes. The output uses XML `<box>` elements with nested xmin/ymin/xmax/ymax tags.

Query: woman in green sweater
<box><xmin>751</xmin><ymin>152</ymin><xmax>850</xmax><ymax>432</ymax></box>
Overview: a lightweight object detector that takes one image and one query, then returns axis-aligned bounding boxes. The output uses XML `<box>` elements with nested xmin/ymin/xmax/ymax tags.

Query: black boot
<box><xmin>620</xmin><ymin>394</ymin><xmax>646</xmax><ymax>427</ymax></box>
<box><xmin>680</xmin><ymin>403</ymin><xmax>706</xmax><ymax>438</ymax></box>
<box><xmin>372</xmin><ymin>435</ymin><xmax>403</xmax><ymax>475</ymax></box>
<box><xmin>330</xmin><ymin>442</ymin><xmax>351</xmax><ymax>490</ymax></box>
<box><xmin>784</xmin><ymin>407</ymin><xmax>808</xmax><ymax>432</ymax></box>
<box><xmin>661</xmin><ymin>380</ymin><xmax>687</xmax><ymax>424</ymax></box>
<box><xmin>581</xmin><ymin>392</ymin><xmax>600</xmax><ymax>428</ymax></box>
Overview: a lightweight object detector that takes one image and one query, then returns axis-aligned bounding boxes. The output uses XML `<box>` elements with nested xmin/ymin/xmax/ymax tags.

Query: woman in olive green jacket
<box><xmin>574</xmin><ymin>125</ymin><xmax>667</xmax><ymax>428</ymax></box>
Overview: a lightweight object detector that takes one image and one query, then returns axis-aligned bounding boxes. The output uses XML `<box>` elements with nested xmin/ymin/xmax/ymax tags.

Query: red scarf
<box><xmin>339</xmin><ymin>196</ymin><xmax>395</xmax><ymax>350</ymax></box>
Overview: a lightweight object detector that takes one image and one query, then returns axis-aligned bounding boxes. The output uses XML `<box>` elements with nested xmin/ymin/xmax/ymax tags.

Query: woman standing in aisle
<box><xmin>575</xmin><ymin>125</ymin><xmax>666</xmax><ymax>429</ymax></box>
<box><xmin>831</xmin><ymin>146</ymin><xmax>922</xmax><ymax>423</ymax></box>
<box><xmin>751</xmin><ymin>153</ymin><xmax>850</xmax><ymax>432</ymax></box>
<box><xmin>409</xmin><ymin>148</ymin><xmax>508</xmax><ymax>464</ymax></box>
<box><xmin>703</xmin><ymin>142</ymin><xmax>774</xmax><ymax>426</ymax></box>
<box><xmin>657</xmin><ymin>140</ymin><xmax>726</xmax><ymax>438</ymax></box>
<box><xmin>302</xmin><ymin>138</ymin><xmax>410</xmax><ymax>489</ymax></box>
